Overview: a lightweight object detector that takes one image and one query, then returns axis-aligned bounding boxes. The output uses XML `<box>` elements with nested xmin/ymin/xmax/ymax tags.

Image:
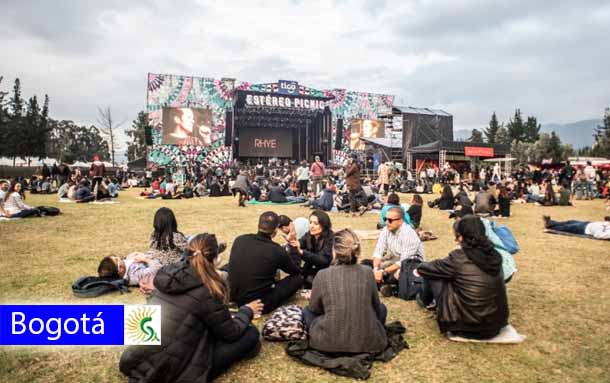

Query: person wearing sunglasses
<box><xmin>372</xmin><ymin>206</ymin><xmax>425</xmax><ymax>296</ymax></box>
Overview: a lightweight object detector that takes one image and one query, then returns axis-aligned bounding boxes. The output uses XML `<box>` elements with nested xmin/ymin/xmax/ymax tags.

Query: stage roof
<box><xmin>394</xmin><ymin>106</ymin><xmax>452</xmax><ymax>117</ymax></box>
<box><xmin>360</xmin><ymin>136</ymin><xmax>403</xmax><ymax>149</ymax></box>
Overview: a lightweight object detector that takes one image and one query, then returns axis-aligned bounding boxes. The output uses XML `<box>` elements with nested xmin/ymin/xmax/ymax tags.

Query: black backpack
<box><xmin>398</xmin><ymin>257</ymin><xmax>423</xmax><ymax>300</ymax></box>
<box><xmin>72</xmin><ymin>276</ymin><xmax>129</xmax><ymax>298</ymax></box>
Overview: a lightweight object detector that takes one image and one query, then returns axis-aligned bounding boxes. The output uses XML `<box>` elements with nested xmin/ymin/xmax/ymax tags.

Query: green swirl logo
<box><xmin>126</xmin><ymin>307</ymin><xmax>160</xmax><ymax>343</ymax></box>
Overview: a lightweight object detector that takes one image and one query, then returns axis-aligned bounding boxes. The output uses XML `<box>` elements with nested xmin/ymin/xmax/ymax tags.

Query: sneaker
<box><xmin>416</xmin><ymin>293</ymin><xmax>437</xmax><ymax>310</ymax></box>
<box><xmin>380</xmin><ymin>284</ymin><xmax>394</xmax><ymax>297</ymax></box>
<box><xmin>542</xmin><ymin>215</ymin><xmax>551</xmax><ymax>229</ymax></box>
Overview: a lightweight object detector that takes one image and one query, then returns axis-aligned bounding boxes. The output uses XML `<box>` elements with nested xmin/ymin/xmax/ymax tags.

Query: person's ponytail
<box><xmin>188</xmin><ymin>233</ymin><xmax>228</xmax><ymax>303</ymax></box>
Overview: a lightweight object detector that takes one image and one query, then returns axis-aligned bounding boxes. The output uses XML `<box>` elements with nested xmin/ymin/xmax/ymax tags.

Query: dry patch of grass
<box><xmin>1</xmin><ymin>190</ymin><xmax>609</xmax><ymax>382</ymax></box>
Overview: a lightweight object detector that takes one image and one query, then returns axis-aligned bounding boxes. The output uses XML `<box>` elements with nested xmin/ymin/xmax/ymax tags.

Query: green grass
<box><xmin>1</xmin><ymin>190</ymin><xmax>609</xmax><ymax>382</ymax></box>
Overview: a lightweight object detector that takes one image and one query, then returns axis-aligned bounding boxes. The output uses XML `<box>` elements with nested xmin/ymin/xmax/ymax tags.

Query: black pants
<box><xmin>349</xmin><ymin>188</ymin><xmax>361</xmax><ymax>212</ymax></box>
<box><xmin>260</xmin><ymin>274</ymin><xmax>303</xmax><ymax>314</ymax></box>
<box><xmin>298</xmin><ymin>180</ymin><xmax>309</xmax><ymax>196</ymax></box>
<box><xmin>418</xmin><ymin>277</ymin><xmax>499</xmax><ymax>340</ymax></box>
<box><xmin>91</xmin><ymin>177</ymin><xmax>103</xmax><ymax>193</ymax></box>
<box><xmin>208</xmin><ymin>326</ymin><xmax>261</xmax><ymax>381</ymax></box>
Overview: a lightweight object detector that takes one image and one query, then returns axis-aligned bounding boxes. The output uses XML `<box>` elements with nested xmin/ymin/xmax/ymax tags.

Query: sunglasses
<box><xmin>383</xmin><ymin>217</ymin><xmax>402</xmax><ymax>224</ymax></box>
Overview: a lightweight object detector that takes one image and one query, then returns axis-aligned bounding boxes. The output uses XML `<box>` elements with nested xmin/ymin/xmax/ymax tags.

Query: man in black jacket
<box><xmin>229</xmin><ymin>211</ymin><xmax>303</xmax><ymax>314</ymax></box>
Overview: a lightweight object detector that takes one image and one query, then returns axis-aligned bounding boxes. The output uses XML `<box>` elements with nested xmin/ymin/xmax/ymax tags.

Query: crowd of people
<box><xmin>115</xmin><ymin>202</ymin><xmax>520</xmax><ymax>382</ymax></box>
<box><xmin>3</xmin><ymin>153</ymin><xmax>609</xmax><ymax>381</ymax></box>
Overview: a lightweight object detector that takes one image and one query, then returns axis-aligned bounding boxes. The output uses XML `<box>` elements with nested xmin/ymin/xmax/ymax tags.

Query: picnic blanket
<box><xmin>246</xmin><ymin>200</ymin><xmax>299</xmax><ymax>205</ymax></box>
<box><xmin>92</xmin><ymin>200</ymin><xmax>119</xmax><ymax>204</ymax></box>
<box><xmin>448</xmin><ymin>324</ymin><xmax>526</xmax><ymax>344</ymax></box>
<box><xmin>59</xmin><ymin>198</ymin><xmax>76</xmax><ymax>203</ymax></box>
<box><xmin>544</xmin><ymin>229</ymin><xmax>601</xmax><ymax>240</ymax></box>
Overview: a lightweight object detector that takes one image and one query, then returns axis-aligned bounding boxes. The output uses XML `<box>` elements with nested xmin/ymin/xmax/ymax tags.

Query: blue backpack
<box><xmin>493</xmin><ymin>225</ymin><xmax>519</xmax><ymax>254</ymax></box>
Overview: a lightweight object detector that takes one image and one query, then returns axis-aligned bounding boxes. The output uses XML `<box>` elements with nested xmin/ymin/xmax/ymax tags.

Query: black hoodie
<box><xmin>120</xmin><ymin>261</ymin><xmax>253</xmax><ymax>383</ymax></box>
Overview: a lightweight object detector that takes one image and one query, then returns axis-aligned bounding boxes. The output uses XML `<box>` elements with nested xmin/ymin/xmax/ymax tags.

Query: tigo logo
<box><xmin>124</xmin><ymin>305</ymin><xmax>161</xmax><ymax>345</ymax></box>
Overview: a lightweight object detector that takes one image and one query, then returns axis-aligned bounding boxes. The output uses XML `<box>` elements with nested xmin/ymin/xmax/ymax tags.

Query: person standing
<box><xmin>377</xmin><ymin>160</ymin><xmax>389</xmax><ymax>195</ymax></box>
<box><xmin>296</xmin><ymin>160</ymin><xmax>310</xmax><ymax>197</ymax></box>
<box><xmin>344</xmin><ymin>154</ymin><xmax>362</xmax><ymax>216</ymax></box>
<box><xmin>310</xmin><ymin>156</ymin><xmax>326</xmax><ymax>195</ymax></box>
<box><xmin>90</xmin><ymin>155</ymin><xmax>106</xmax><ymax>193</ymax></box>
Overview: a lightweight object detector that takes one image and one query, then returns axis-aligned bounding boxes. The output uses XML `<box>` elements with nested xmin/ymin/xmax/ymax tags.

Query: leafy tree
<box><xmin>507</xmin><ymin>108</ymin><xmax>525</xmax><ymax>143</ymax></box>
<box><xmin>468</xmin><ymin>128</ymin><xmax>484</xmax><ymax>143</ymax></box>
<box><xmin>533</xmin><ymin>132</ymin><xmax>564</xmax><ymax>163</ymax></box>
<box><xmin>524</xmin><ymin>116</ymin><xmax>541</xmax><ymax>142</ymax></box>
<box><xmin>0</xmin><ymin>76</ymin><xmax>9</xmax><ymax>157</ymax></box>
<box><xmin>47</xmin><ymin>120</ymin><xmax>110</xmax><ymax>163</ymax></box>
<box><xmin>591</xmin><ymin>107</ymin><xmax>610</xmax><ymax>157</ymax></box>
<box><xmin>484</xmin><ymin>112</ymin><xmax>499</xmax><ymax>143</ymax></box>
<box><xmin>125</xmin><ymin>111</ymin><xmax>148</xmax><ymax>162</ymax></box>
<box><xmin>5</xmin><ymin>78</ymin><xmax>25</xmax><ymax>162</ymax></box>
<box><xmin>495</xmin><ymin>124</ymin><xmax>510</xmax><ymax>145</ymax></box>
<box><xmin>510</xmin><ymin>140</ymin><xmax>535</xmax><ymax>167</ymax></box>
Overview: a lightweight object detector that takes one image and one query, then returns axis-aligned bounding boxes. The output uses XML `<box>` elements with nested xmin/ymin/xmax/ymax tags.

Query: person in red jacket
<box><xmin>90</xmin><ymin>155</ymin><xmax>106</xmax><ymax>194</ymax></box>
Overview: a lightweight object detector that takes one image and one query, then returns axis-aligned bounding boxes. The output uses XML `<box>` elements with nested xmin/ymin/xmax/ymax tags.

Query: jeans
<box><xmin>418</xmin><ymin>277</ymin><xmax>443</xmax><ymax>306</ymax></box>
<box><xmin>298</xmin><ymin>180</ymin><xmax>309</xmax><ymax>196</ymax></box>
<box><xmin>259</xmin><ymin>274</ymin><xmax>304</xmax><ymax>314</ymax></box>
<box><xmin>302</xmin><ymin>303</ymin><xmax>387</xmax><ymax>330</ymax></box>
<box><xmin>286</xmin><ymin>196</ymin><xmax>306</xmax><ymax>203</ymax></box>
<box><xmin>208</xmin><ymin>326</ymin><xmax>261</xmax><ymax>381</ymax></box>
<box><xmin>9</xmin><ymin>208</ymin><xmax>40</xmax><ymax>218</ymax></box>
<box><xmin>547</xmin><ymin>219</ymin><xmax>589</xmax><ymax>235</ymax></box>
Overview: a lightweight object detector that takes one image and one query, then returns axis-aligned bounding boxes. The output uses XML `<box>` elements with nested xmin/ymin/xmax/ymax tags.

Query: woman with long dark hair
<box><xmin>495</xmin><ymin>185</ymin><xmax>511</xmax><ymax>217</ymax></box>
<box><xmin>120</xmin><ymin>233</ymin><xmax>263</xmax><ymax>382</ymax></box>
<box><xmin>147</xmin><ymin>207</ymin><xmax>188</xmax><ymax>265</ymax></box>
<box><xmin>290</xmin><ymin>210</ymin><xmax>334</xmax><ymax>288</ymax></box>
<box><xmin>416</xmin><ymin>215</ymin><xmax>509</xmax><ymax>339</ymax></box>
<box><xmin>428</xmin><ymin>183</ymin><xmax>455</xmax><ymax>210</ymax></box>
<box><xmin>407</xmin><ymin>194</ymin><xmax>423</xmax><ymax>229</ymax></box>
<box><xmin>2</xmin><ymin>182</ymin><xmax>40</xmax><ymax>218</ymax></box>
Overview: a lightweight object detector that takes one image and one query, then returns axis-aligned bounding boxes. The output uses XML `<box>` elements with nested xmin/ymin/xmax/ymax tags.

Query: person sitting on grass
<box><xmin>97</xmin><ymin>253</ymin><xmax>162</xmax><ymax>290</ymax></box>
<box><xmin>494</xmin><ymin>185</ymin><xmax>511</xmax><ymax>218</ymax></box>
<box><xmin>228</xmin><ymin>211</ymin><xmax>303</xmax><ymax>314</ymax></box>
<box><xmin>57</xmin><ymin>180</ymin><xmax>73</xmax><ymax>199</ymax></box>
<box><xmin>543</xmin><ymin>215</ymin><xmax>610</xmax><ymax>239</ymax></box>
<box><xmin>74</xmin><ymin>179</ymin><xmax>95</xmax><ymax>203</ymax></box>
<box><xmin>182</xmin><ymin>180</ymin><xmax>194</xmax><ymax>199</ymax></box>
<box><xmin>428</xmin><ymin>184</ymin><xmax>455</xmax><ymax>210</ymax></box>
<box><xmin>368</xmin><ymin>206</ymin><xmax>424</xmax><ymax>297</ymax></box>
<box><xmin>303</xmin><ymin>228</ymin><xmax>388</xmax><ymax>354</ymax></box>
<box><xmin>416</xmin><ymin>215</ymin><xmax>509</xmax><ymax>340</ymax></box>
<box><xmin>474</xmin><ymin>185</ymin><xmax>496</xmax><ymax>215</ymax></box>
<box><xmin>557</xmin><ymin>185</ymin><xmax>572</xmax><ymax>206</ymax></box>
<box><xmin>107</xmin><ymin>178</ymin><xmax>120</xmax><ymax>198</ymax></box>
<box><xmin>119</xmin><ymin>233</ymin><xmax>263</xmax><ymax>383</ymax></box>
<box><xmin>289</xmin><ymin>210</ymin><xmax>334</xmax><ymax>289</ymax></box>
<box><xmin>307</xmin><ymin>181</ymin><xmax>337</xmax><ymax>211</ymax></box>
<box><xmin>147</xmin><ymin>207</ymin><xmax>188</xmax><ymax>265</ymax></box>
<box><xmin>407</xmin><ymin>194</ymin><xmax>423</xmax><ymax>229</ymax></box>
<box><xmin>378</xmin><ymin>193</ymin><xmax>413</xmax><ymax>229</ymax></box>
<box><xmin>2</xmin><ymin>182</ymin><xmax>40</xmax><ymax>218</ymax></box>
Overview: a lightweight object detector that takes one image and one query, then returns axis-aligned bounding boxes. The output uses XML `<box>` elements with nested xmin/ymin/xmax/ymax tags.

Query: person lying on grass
<box><xmin>98</xmin><ymin>253</ymin><xmax>162</xmax><ymax>293</ymax></box>
<box><xmin>543</xmin><ymin>215</ymin><xmax>610</xmax><ymax>240</ymax></box>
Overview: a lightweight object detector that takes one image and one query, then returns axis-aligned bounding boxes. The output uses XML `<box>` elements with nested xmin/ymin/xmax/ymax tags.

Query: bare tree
<box><xmin>97</xmin><ymin>106</ymin><xmax>126</xmax><ymax>166</ymax></box>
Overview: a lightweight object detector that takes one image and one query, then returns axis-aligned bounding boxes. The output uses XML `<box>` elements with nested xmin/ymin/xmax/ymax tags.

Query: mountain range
<box><xmin>453</xmin><ymin>119</ymin><xmax>602</xmax><ymax>149</ymax></box>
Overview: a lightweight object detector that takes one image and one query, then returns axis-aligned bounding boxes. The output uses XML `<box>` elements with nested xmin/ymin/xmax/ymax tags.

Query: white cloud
<box><xmin>0</xmin><ymin>0</ymin><xmax>609</xmax><ymax>147</ymax></box>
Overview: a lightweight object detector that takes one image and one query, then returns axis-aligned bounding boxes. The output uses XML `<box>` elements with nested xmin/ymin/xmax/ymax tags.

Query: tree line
<box><xmin>0</xmin><ymin>76</ymin><xmax>149</xmax><ymax>166</ymax></box>
<box><xmin>468</xmin><ymin>107</ymin><xmax>610</xmax><ymax>165</ymax></box>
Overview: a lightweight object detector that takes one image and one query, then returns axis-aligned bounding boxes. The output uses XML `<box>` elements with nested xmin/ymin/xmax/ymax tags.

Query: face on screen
<box><xmin>164</xmin><ymin>108</ymin><xmax>213</xmax><ymax>146</ymax></box>
<box><xmin>171</xmin><ymin>109</ymin><xmax>194</xmax><ymax>138</ymax></box>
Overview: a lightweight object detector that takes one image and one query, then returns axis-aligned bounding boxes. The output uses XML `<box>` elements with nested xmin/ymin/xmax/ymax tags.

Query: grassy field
<box><xmin>1</xmin><ymin>189</ymin><xmax>609</xmax><ymax>383</ymax></box>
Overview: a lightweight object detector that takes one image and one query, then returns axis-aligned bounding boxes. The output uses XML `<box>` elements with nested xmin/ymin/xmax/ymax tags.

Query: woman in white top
<box><xmin>3</xmin><ymin>183</ymin><xmax>40</xmax><ymax>218</ymax></box>
<box><xmin>296</xmin><ymin>160</ymin><xmax>310</xmax><ymax>196</ymax></box>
